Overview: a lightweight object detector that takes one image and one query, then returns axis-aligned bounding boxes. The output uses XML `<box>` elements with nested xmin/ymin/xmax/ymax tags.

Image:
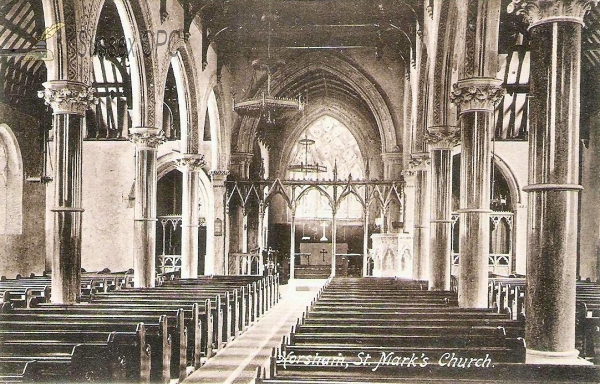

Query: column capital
<box><xmin>209</xmin><ymin>169</ymin><xmax>230</xmax><ymax>186</ymax></box>
<box><xmin>381</xmin><ymin>152</ymin><xmax>403</xmax><ymax>164</ymax></box>
<box><xmin>408</xmin><ymin>152</ymin><xmax>431</xmax><ymax>171</ymax></box>
<box><xmin>507</xmin><ymin>0</ymin><xmax>599</xmax><ymax>28</ymax></box>
<box><xmin>128</xmin><ymin>127</ymin><xmax>166</xmax><ymax>149</ymax></box>
<box><xmin>425</xmin><ymin>125</ymin><xmax>461</xmax><ymax>149</ymax></box>
<box><xmin>450</xmin><ymin>78</ymin><xmax>505</xmax><ymax>114</ymax></box>
<box><xmin>176</xmin><ymin>154</ymin><xmax>206</xmax><ymax>172</ymax></box>
<box><xmin>38</xmin><ymin>80</ymin><xmax>98</xmax><ymax>116</ymax></box>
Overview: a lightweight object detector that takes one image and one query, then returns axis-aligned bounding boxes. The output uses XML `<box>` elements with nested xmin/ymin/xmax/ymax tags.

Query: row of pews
<box><xmin>256</xmin><ymin>277</ymin><xmax>600</xmax><ymax>383</ymax></box>
<box><xmin>488</xmin><ymin>276</ymin><xmax>600</xmax><ymax>363</ymax></box>
<box><xmin>0</xmin><ymin>269</ymin><xmax>135</xmax><ymax>308</ymax></box>
<box><xmin>0</xmin><ymin>274</ymin><xmax>279</xmax><ymax>383</ymax></box>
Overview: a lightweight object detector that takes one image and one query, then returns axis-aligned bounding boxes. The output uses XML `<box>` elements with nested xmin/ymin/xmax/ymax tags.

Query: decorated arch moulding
<box><xmin>175</xmin><ymin>48</ymin><xmax>201</xmax><ymax>153</ymax></box>
<box><xmin>277</xmin><ymin>104</ymin><xmax>381</xmax><ymax>178</ymax></box>
<box><xmin>425</xmin><ymin>125</ymin><xmax>460</xmax><ymax>150</ymax></box>
<box><xmin>449</xmin><ymin>77</ymin><xmax>505</xmax><ymax>114</ymax></box>
<box><xmin>507</xmin><ymin>0</ymin><xmax>599</xmax><ymax>28</ymax></box>
<box><xmin>237</xmin><ymin>53</ymin><xmax>397</xmax><ymax>153</ymax></box>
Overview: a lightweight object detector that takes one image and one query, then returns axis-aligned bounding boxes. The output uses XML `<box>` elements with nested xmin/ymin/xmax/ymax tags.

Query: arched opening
<box><xmin>0</xmin><ymin>124</ymin><xmax>23</xmax><ymax>235</ymax></box>
<box><xmin>156</xmin><ymin>169</ymin><xmax>183</xmax><ymax>275</ymax></box>
<box><xmin>451</xmin><ymin>153</ymin><xmax>516</xmax><ymax>276</ymax></box>
<box><xmin>162</xmin><ymin>64</ymin><xmax>181</xmax><ymax>141</ymax></box>
<box><xmin>86</xmin><ymin>0</ymin><xmax>132</xmax><ymax>139</ymax></box>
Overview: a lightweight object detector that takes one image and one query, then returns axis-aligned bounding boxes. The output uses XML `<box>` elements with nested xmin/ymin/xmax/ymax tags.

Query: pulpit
<box><xmin>370</xmin><ymin>233</ymin><xmax>400</xmax><ymax>277</ymax></box>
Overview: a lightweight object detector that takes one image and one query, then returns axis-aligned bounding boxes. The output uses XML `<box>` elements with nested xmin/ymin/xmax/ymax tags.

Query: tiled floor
<box><xmin>182</xmin><ymin>279</ymin><xmax>326</xmax><ymax>384</ymax></box>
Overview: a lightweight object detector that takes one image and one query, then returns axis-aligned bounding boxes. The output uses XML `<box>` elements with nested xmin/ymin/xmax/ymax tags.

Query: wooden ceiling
<box><xmin>0</xmin><ymin>0</ymin><xmax>47</xmax><ymax>113</ymax></box>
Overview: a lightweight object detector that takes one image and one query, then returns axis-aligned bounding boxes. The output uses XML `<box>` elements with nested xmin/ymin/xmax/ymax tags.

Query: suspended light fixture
<box><xmin>232</xmin><ymin>1</ymin><xmax>303</xmax><ymax>124</ymax></box>
<box><xmin>288</xmin><ymin>135</ymin><xmax>327</xmax><ymax>175</ymax></box>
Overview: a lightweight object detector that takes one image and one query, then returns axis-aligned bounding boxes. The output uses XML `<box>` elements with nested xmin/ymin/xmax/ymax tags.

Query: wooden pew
<box><xmin>0</xmin><ymin>313</ymin><xmax>171</xmax><ymax>383</ymax></box>
<box><xmin>0</xmin><ymin>323</ymin><xmax>151</xmax><ymax>383</ymax></box>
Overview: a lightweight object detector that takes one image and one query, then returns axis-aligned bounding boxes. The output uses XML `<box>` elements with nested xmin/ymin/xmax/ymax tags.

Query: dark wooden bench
<box><xmin>0</xmin><ymin>323</ymin><xmax>151</xmax><ymax>383</ymax></box>
<box><xmin>0</xmin><ymin>313</ymin><xmax>171</xmax><ymax>383</ymax></box>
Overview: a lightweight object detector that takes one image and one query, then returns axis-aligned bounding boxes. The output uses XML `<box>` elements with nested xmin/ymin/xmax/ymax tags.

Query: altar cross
<box><xmin>320</xmin><ymin>248</ymin><xmax>328</xmax><ymax>262</ymax></box>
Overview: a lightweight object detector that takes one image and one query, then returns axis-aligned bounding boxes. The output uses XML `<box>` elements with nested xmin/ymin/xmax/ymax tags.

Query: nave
<box><xmin>4</xmin><ymin>0</ymin><xmax>600</xmax><ymax>382</ymax></box>
<box><xmin>1</xmin><ymin>275</ymin><xmax>600</xmax><ymax>383</ymax></box>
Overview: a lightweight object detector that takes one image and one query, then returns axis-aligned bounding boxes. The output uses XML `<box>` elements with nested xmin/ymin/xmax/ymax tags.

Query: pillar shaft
<box><xmin>451</xmin><ymin>78</ymin><xmax>504</xmax><ymax>308</ymax></box>
<box><xmin>210</xmin><ymin>170</ymin><xmax>229</xmax><ymax>275</ymax></box>
<box><xmin>178</xmin><ymin>154</ymin><xmax>206</xmax><ymax>278</ymax></box>
<box><xmin>289</xmin><ymin>213</ymin><xmax>296</xmax><ymax>280</ymax></box>
<box><xmin>426</xmin><ymin>126</ymin><xmax>460</xmax><ymax>291</ymax></box>
<box><xmin>524</xmin><ymin>12</ymin><xmax>585</xmax><ymax>358</ymax></box>
<box><xmin>38</xmin><ymin>81</ymin><xmax>96</xmax><ymax>304</ymax></box>
<box><xmin>129</xmin><ymin>128</ymin><xmax>165</xmax><ymax>288</ymax></box>
<box><xmin>331</xmin><ymin>213</ymin><xmax>337</xmax><ymax>277</ymax></box>
<box><xmin>410</xmin><ymin>153</ymin><xmax>430</xmax><ymax>280</ymax></box>
<box><xmin>258</xmin><ymin>204</ymin><xmax>265</xmax><ymax>275</ymax></box>
<box><xmin>363</xmin><ymin>208</ymin><xmax>369</xmax><ymax>276</ymax></box>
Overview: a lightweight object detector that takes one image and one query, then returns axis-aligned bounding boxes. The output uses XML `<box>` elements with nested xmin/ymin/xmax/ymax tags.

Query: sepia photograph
<box><xmin>1</xmin><ymin>0</ymin><xmax>600</xmax><ymax>383</ymax></box>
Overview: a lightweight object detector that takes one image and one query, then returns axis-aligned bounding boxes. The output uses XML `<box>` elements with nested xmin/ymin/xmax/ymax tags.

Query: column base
<box><xmin>526</xmin><ymin>349</ymin><xmax>592</xmax><ymax>365</ymax></box>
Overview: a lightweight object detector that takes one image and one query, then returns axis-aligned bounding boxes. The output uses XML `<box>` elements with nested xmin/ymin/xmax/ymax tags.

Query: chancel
<box><xmin>2</xmin><ymin>0</ymin><xmax>600</xmax><ymax>382</ymax></box>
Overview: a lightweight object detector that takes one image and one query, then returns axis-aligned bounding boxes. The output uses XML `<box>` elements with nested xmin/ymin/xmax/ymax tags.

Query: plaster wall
<box><xmin>580</xmin><ymin>121</ymin><xmax>600</xmax><ymax>281</ymax></box>
<box><xmin>81</xmin><ymin>141</ymin><xmax>136</xmax><ymax>272</ymax></box>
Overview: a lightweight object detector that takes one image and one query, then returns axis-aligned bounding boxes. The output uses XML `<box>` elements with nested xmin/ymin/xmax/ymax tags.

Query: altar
<box><xmin>298</xmin><ymin>242</ymin><xmax>348</xmax><ymax>265</ymax></box>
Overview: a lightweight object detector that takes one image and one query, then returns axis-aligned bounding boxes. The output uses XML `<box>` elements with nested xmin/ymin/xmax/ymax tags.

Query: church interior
<box><xmin>2</xmin><ymin>0</ymin><xmax>600</xmax><ymax>382</ymax></box>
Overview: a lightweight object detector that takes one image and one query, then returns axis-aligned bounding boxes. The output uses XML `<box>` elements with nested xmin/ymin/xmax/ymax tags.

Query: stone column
<box><xmin>450</xmin><ymin>78</ymin><xmax>505</xmax><ymax>307</ymax></box>
<box><xmin>363</xmin><ymin>207</ymin><xmax>370</xmax><ymax>276</ymax></box>
<box><xmin>426</xmin><ymin>126</ymin><xmax>460</xmax><ymax>291</ymax></box>
<box><xmin>38</xmin><ymin>81</ymin><xmax>97</xmax><ymax>304</ymax></box>
<box><xmin>331</xmin><ymin>210</ymin><xmax>337</xmax><ymax>277</ymax></box>
<box><xmin>210</xmin><ymin>170</ymin><xmax>229</xmax><ymax>275</ymax></box>
<box><xmin>258</xmin><ymin>202</ymin><xmax>266</xmax><ymax>275</ymax></box>
<box><xmin>128</xmin><ymin>127</ymin><xmax>166</xmax><ymax>288</ymax></box>
<box><xmin>177</xmin><ymin>154</ymin><xmax>206</xmax><ymax>278</ymax></box>
<box><xmin>289</xmin><ymin>210</ymin><xmax>296</xmax><ymax>280</ymax></box>
<box><xmin>410</xmin><ymin>152</ymin><xmax>431</xmax><ymax>281</ymax></box>
<box><xmin>508</xmin><ymin>0</ymin><xmax>596</xmax><ymax>363</ymax></box>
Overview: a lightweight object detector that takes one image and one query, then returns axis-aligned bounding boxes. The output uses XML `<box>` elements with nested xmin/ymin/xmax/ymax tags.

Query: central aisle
<box><xmin>182</xmin><ymin>279</ymin><xmax>326</xmax><ymax>384</ymax></box>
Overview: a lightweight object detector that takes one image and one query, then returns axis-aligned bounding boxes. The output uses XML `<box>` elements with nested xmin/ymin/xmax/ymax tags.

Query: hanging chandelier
<box><xmin>232</xmin><ymin>1</ymin><xmax>303</xmax><ymax>124</ymax></box>
<box><xmin>288</xmin><ymin>135</ymin><xmax>327</xmax><ymax>175</ymax></box>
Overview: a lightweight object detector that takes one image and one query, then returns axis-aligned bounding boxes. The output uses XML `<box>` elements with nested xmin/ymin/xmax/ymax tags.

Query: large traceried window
<box><xmin>288</xmin><ymin>115</ymin><xmax>364</xmax><ymax>220</ymax></box>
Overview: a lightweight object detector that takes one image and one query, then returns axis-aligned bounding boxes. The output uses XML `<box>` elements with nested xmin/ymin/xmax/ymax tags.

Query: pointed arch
<box><xmin>0</xmin><ymin>124</ymin><xmax>23</xmax><ymax>235</ymax></box>
<box><xmin>492</xmin><ymin>154</ymin><xmax>522</xmax><ymax>206</ymax></box>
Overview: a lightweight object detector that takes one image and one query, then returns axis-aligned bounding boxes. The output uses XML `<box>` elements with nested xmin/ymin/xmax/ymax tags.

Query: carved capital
<box><xmin>209</xmin><ymin>169</ymin><xmax>230</xmax><ymax>186</ymax></box>
<box><xmin>507</xmin><ymin>0</ymin><xmax>599</xmax><ymax>27</ymax></box>
<box><xmin>176</xmin><ymin>154</ymin><xmax>206</xmax><ymax>172</ymax></box>
<box><xmin>128</xmin><ymin>127</ymin><xmax>166</xmax><ymax>149</ymax></box>
<box><xmin>381</xmin><ymin>152</ymin><xmax>404</xmax><ymax>165</ymax></box>
<box><xmin>408</xmin><ymin>152</ymin><xmax>431</xmax><ymax>171</ymax></box>
<box><xmin>230</xmin><ymin>152</ymin><xmax>254</xmax><ymax>166</ymax></box>
<box><xmin>38</xmin><ymin>81</ymin><xmax>98</xmax><ymax>115</ymax></box>
<box><xmin>450</xmin><ymin>78</ymin><xmax>505</xmax><ymax>114</ymax></box>
<box><xmin>425</xmin><ymin>125</ymin><xmax>461</xmax><ymax>149</ymax></box>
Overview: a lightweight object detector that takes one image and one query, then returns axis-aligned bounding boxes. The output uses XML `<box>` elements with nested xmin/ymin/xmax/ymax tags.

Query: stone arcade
<box><xmin>2</xmin><ymin>0</ymin><xmax>600</xmax><ymax>382</ymax></box>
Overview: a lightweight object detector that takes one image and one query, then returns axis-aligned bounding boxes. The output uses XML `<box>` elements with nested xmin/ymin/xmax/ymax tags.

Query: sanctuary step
<box><xmin>294</xmin><ymin>266</ymin><xmax>331</xmax><ymax>279</ymax></box>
